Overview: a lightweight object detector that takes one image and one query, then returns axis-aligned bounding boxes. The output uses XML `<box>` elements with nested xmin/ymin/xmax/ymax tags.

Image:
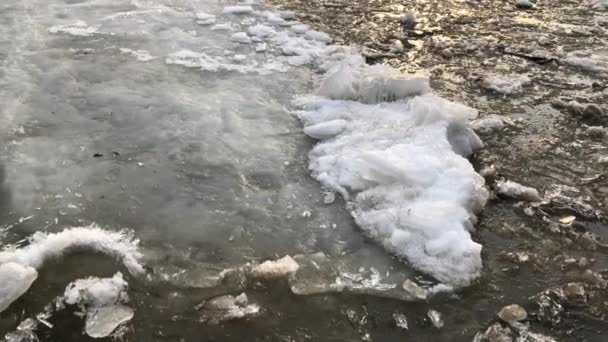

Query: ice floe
<box><xmin>48</xmin><ymin>21</ymin><xmax>98</xmax><ymax>37</ymax></box>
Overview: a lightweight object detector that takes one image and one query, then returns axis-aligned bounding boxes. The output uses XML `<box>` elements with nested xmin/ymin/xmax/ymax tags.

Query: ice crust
<box><xmin>0</xmin><ymin>226</ymin><xmax>143</xmax><ymax>313</ymax></box>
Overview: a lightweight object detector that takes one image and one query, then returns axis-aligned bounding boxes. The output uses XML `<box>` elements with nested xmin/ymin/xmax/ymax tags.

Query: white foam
<box><xmin>48</xmin><ymin>21</ymin><xmax>98</xmax><ymax>37</ymax></box>
<box><xmin>483</xmin><ymin>74</ymin><xmax>531</xmax><ymax>94</ymax></box>
<box><xmin>222</xmin><ymin>6</ymin><xmax>255</xmax><ymax>15</ymax></box>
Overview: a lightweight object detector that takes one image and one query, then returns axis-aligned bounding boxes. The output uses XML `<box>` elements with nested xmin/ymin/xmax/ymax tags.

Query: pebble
<box><xmin>516</xmin><ymin>0</ymin><xmax>535</xmax><ymax>9</ymax></box>
<box><xmin>497</xmin><ymin>304</ymin><xmax>528</xmax><ymax>322</ymax></box>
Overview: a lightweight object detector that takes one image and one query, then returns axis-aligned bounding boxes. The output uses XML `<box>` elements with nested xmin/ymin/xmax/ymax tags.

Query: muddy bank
<box><xmin>266</xmin><ymin>0</ymin><xmax>608</xmax><ymax>339</ymax></box>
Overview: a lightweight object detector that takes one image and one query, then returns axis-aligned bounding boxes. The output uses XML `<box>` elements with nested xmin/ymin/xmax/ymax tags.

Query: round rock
<box><xmin>497</xmin><ymin>304</ymin><xmax>527</xmax><ymax>322</ymax></box>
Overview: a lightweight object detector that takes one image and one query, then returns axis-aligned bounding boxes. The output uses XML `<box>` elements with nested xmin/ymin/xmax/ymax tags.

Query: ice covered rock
<box><xmin>496</xmin><ymin>180</ymin><xmax>541</xmax><ymax>202</ymax></box>
<box><xmin>389</xmin><ymin>40</ymin><xmax>404</xmax><ymax>54</ymax></box>
<box><xmin>0</xmin><ymin>262</ymin><xmax>38</xmax><ymax>312</ymax></box>
<box><xmin>85</xmin><ymin>305</ymin><xmax>134</xmax><ymax>338</ymax></box>
<box><xmin>473</xmin><ymin>323</ymin><xmax>513</xmax><ymax>342</ymax></box>
<box><xmin>250</xmin><ymin>255</ymin><xmax>299</xmax><ymax>278</ymax></box>
<box><xmin>199</xmin><ymin>293</ymin><xmax>260</xmax><ymax>324</ymax></box>
<box><xmin>483</xmin><ymin>74</ymin><xmax>531</xmax><ymax>94</ymax></box>
<box><xmin>230</xmin><ymin>32</ymin><xmax>252</xmax><ymax>44</ymax></box>
<box><xmin>222</xmin><ymin>6</ymin><xmax>255</xmax><ymax>15</ymax></box>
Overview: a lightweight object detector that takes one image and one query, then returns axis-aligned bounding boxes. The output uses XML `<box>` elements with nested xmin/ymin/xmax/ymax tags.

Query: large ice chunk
<box><xmin>0</xmin><ymin>262</ymin><xmax>38</xmax><ymax>312</ymax></box>
<box><xmin>296</xmin><ymin>57</ymin><xmax>487</xmax><ymax>287</ymax></box>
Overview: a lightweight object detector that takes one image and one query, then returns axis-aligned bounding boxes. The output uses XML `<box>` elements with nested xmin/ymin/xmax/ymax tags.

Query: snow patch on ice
<box><xmin>48</xmin><ymin>21</ymin><xmax>98</xmax><ymax>36</ymax></box>
<box><xmin>483</xmin><ymin>74</ymin><xmax>531</xmax><ymax>94</ymax></box>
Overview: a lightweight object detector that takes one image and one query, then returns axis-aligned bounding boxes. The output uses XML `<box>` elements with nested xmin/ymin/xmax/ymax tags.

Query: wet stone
<box><xmin>497</xmin><ymin>304</ymin><xmax>528</xmax><ymax>322</ymax></box>
<box><xmin>516</xmin><ymin>0</ymin><xmax>535</xmax><ymax>9</ymax></box>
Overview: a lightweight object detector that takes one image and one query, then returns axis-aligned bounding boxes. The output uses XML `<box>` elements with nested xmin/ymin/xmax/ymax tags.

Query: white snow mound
<box><xmin>296</xmin><ymin>56</ymin><xmax>488</xmax><ymax>287</ymax></box>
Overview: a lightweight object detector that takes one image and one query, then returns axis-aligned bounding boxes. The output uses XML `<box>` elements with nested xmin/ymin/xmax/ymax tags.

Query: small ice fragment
<box><xmin>0</xmin><ymin>262</ymin><xmax>38</xmax><ymax>313</ymax></box>
<box><xmin>247</xmin><ymin>24</ymin><xmax>276</xmax><ymax>38</ymax></box>
<box><xmin>222</xmin><ymin>6</ymin><xmax>255</xmax><ymax>15</ymax></box>
<box><xmin>85</xmin><ymin>305</ymin><xmax>134</xmax><ymax>338</ymax></box>
<box><xmin>279</xmin><ymin>11</ymin><xmax>296</xmax><ymax>20</ymax></box>
<box><xmin>211</xmin><ymin>23</ymin><xmax>232</xmax><ymax>31</ymax></box>
<box><xmin>496</xmin><ymin>180</ymin><xmax>541</xmax><ymax>202</ymax></box>
<box><xmin>255</xmin><ymin>43</ymin><xmax>267</xmax><ymax>52</ymax></box>
<box><xmin>196</xmin><ymin>12</ymin><xmax>216</xmax><ymax>26</ymax></box>
<box><xmin>304</xmin><ymin>30</ymin><xmax>332</xmax><ymax>43</ymax></box>
<box><xmin>290</xmin><ymin>24</ymin><xmax>309</xmax><ymax>34</ymax></box>
<box><xmin>230</xmin><ymin>32</ymin><xmax>252</xmax><ymax>44</ymax></box>
<box><xmin>303</xmin><ymin>120</ymin><xmax>347</xmax><ymax>140</ymax></box>
<box><xmin>200</xmin><ymin>293</ymin><xmax>260</xmax><ymax>323</ymax></box>
<box><xmin>402</xmin><ymin>279</ymin><xmax>428</xmax><ymax>300</ymax></box>
<box><xmin>250</xmin><ymin>255</ymin><xmax>300</xmax><ymax>278</ymax></box>
<box><xmin>137</xmin><ymin>162</ymin><xmax>144</xmax><ymax>167</ymax></box>
<box><xmin>301</xmin><ymin>210</ymin><xmax>312</xmax><ymax>218</ymax></box>
<box><xmin>427</xmin><ymin>310</ymin><xmax>444</xmax><ymax>329</ymax></box>
<box><xmin>393</xmin><ymin>313</ymin><xmax>408</xmax><ymax>330</ymax></box>
<box><xmin>483</xmin><ymin>74</ymin><xmax>531</xmax><ymax>94</ymax></box>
